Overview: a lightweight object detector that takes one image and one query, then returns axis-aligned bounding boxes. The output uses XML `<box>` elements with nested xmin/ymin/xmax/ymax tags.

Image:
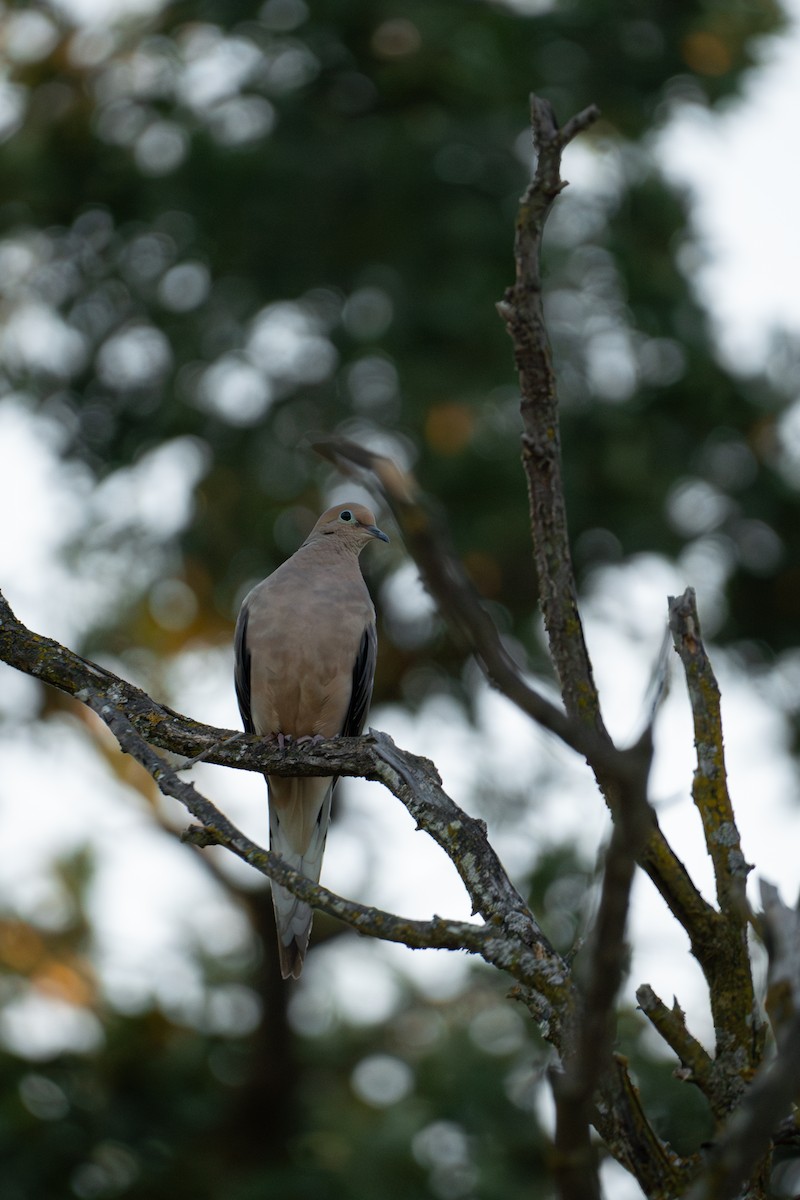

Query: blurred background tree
<box><xmin>1</xmin><ymin>0</ymin><xmax>798</xmax><ymax>1196</ymax></box>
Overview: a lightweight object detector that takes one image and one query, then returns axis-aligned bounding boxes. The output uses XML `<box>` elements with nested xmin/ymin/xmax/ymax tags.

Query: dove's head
<box><xmin>309</xmin><ymin>503</ymin><xmax>389</xmax><ymax>552</ymax></box>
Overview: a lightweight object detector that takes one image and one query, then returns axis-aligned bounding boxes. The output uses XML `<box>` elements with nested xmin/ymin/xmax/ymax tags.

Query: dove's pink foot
<box><xmin>295</xmin><ymin>733</ymin><xmax>326</xmax><ymax>747</ymax></box>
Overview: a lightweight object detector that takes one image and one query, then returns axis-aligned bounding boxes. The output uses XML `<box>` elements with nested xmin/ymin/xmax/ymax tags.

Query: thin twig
<box><xmin>593</xmin><ymin>1053</ymin><xmax>698</xmax><ymax>1195</ymax></box>
<box><xmin>669</xmin><ymin>589</ymin><xmax>764</xmax><ymax>1083</ymax></box>
<box><xmin>636</xmin><ymin>984</ymin><xmax>715</xmax><ymax>1100</ymax></box>
<box><xmin>497</xmin><ymin>94</ymin><xmax>605</xmax><ymax>737</ymax></box>
<box><xmin>640</xmin><ymin>625</ymin><xmax>674</xmax><ymax>735</ymax></box>
<box><xmin>668</xmin><ymin>590</ymin><xmax>750</xmax><ymax>918</ymax></box>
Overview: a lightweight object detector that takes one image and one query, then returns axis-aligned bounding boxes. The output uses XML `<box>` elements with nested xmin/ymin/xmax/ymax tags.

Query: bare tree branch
<box><xmin>668</xmin><ymin>591</ymin><xmax>751</xmax><ymax>923</ymax></box>
<box><xmin>669</xmin><ymin>589</ymin><xmax>765</xmax><ymax>1094</ymax></box>
<box><xmin>551</xmin><ymin>748</ymin><xmax>654</xmax><ymax>1200</ymax></box>
<box><xmin>496</xmin><ymin>94</ymin><xmax>604</xmax><ymax>737</ymax></box>
<box><xmin>593</xmin><ymin>1054</ymin><xmax>698</xmax><ymax>1196</ymax></box>
<box><xmin>636</xmin><ymin>984</ymin><xmax>716</xmax><ymax>1098</ymax></box>
<box><xmin>0</xmin><ymin>587</ymin><xmax>576</xmax><ymax>1013</ymax></box>
<box><xmin>96</xmin><ymin>691</ymin><xmax>577</xmax><ymax>982</ymax></box>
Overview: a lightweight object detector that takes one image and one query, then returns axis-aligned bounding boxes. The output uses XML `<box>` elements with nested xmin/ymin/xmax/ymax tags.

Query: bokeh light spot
<box><xmin>159</xmin><ymin>261</ymin><xmax>211</xmax><ymax>312</ymax></box>
<box><xmin>371</xmin><ymin>18</ymin><xmax>422</xmax><ymax>59</ymax></box>
<box><xmin>681</xmin><ymin>31</ymin><xmax>732</xmax><ymax>76</ymax></box>
<box><xmin>134</xmin><ymin>120</ymin><xmax>188</xmax><ymax>175</ymax></box>
<box><xmin>425</xmin><ymin>403</ymin><xmax>474</xmax><ymax>455</ymax></box>
<box><xmin>351</xmin><ymin>1054</ymin><xmax>414</xmax><ymax>1107</ymax></box>
<box><xmin>96</xmin><ymin>324</ymin><xmax>172</xmax><ymax>389</ymax></box>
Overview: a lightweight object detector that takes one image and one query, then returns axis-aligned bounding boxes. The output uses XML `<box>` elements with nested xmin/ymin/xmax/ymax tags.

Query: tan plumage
<box><xmin>234</xmin><ymin>503</ymin><xmax>388</xmax><ymax>979</ymax></box>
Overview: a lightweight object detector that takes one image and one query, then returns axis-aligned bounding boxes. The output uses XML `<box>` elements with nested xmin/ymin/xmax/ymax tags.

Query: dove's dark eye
<box><xmin>340</xmin><ymin>510</ymin><xmax>353</xmax><ymax>522</ymax></box>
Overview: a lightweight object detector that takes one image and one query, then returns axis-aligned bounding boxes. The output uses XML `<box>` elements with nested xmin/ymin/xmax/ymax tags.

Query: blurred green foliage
<box><xmin>1</xmin><ymin>0</ymin><xmax>797</xmax><ymax>1195</ymax></box>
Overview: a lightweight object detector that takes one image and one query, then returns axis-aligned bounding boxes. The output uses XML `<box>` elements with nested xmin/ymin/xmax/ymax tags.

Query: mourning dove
<box><xmin>234</xmin><ymin>503</ymin><xmax>389</xmax><ymax>979</ymax></box>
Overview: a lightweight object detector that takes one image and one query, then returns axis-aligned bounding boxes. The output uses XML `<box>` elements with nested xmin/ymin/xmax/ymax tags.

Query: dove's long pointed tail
<box><xmin>268</xmin><ymin>778</ymin><xmax>334</xmax><ymax>980</ymax></box>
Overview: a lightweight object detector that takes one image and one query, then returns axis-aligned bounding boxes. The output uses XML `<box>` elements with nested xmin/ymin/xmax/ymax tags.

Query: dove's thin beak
<box><xmin>365</xmin><ymin>524</ymin><xmax>390</xmax><ymax>543</ymax></box>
